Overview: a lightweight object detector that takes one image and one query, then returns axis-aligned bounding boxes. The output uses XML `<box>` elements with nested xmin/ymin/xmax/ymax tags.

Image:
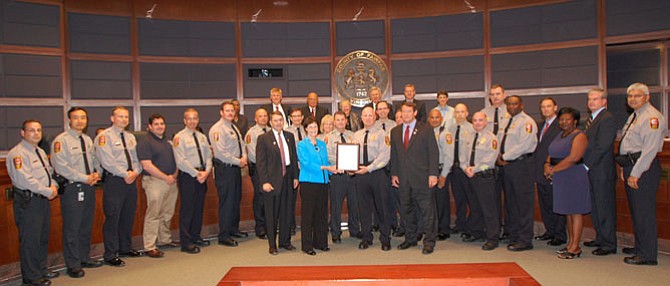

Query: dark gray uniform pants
<box><xmin>624</xmin><ymin>158</ymin><xmax>660</xmax><ymax>261</ymax></box>
<box><xmin>61</xmin><ymin>183</ymin><xmax>96</xmax><ymax>269</ymax></box>
<box><xmin>103</xmin><ymin>175</ymin><xmax>138</xmax><ymax>260</ymax></box>
<box><xmin>13</xmin><ymin>190</ymin><xmax>50</xmax><ymax>281</ymax></box>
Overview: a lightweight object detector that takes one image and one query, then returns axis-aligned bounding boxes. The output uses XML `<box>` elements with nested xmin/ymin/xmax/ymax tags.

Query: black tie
<box><xmin>262</xmin><ymin>127</ymin><xmax>267</xmax><ymax>133</ymax></box>
<box><xmin>500</xmin><ymin>116</ymin><xmax>513</xmax><ymax>155</ymax></box>
<box><xmin>120</xmin><ymin>132</ymin><xmax>133</xmax><ymax>171</ymax></box>
<box><xmin>619</xmin><ymin>112</ymin><xmax>637</xmax><ymax>154</ymax></box>
<box><xmin>35</xmin><ymin>148</ymin><xmax>52</xmax><ymax>186</ymax></box>
<box><xmin>585</xmin><ymin>116</ymin><xmax>593</xmax><ymax>131</ymax></box>
<box><xmin>79</xmin><ymin>135</ymin><xmax>91</xmax><ymax>175</ymax></box>
<box><xmin>382</xmin><ymin>123</ymin><xmax>386</xmax><ymax>131</ymax></box>
<box><xmin>232</xmin><ymin>124</ymin><xmax>242</xmax><ymax>158</ymax></box>
<box><xmin>193</xmin><ymin>132</ymin><xmax>205</xmax><ymax>170</ymax></box>
<box><xmin>469</xmin><ymin>133</ymin><xmax>479</xmax><ymax>167</ymax></box>
<box><xmin>340</xmin><ymin>133</ymin><xmax>347</xmax><ymax>143</ymax></box>
<box><xmin>453</xmin><ymin>125</ymin><xmax>460</xmax><ymax>166</ymax></box>
<box><xmin>363</xmin><ymin>130</ymin><xmax>369</xmax><ymax>165</ymax></box>
<box><xmin>297</xmin><ymin>128</ymin><xmax>303</xmax><ymax>141</ymax></box>
<box><xmin>493</xmin><ymin>107</ymin><xmax>499</xmax><ymax>135</ymax></box>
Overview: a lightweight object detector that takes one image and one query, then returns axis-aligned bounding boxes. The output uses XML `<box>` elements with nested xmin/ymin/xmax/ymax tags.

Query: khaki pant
<box><xmin>142</xmin><ymin>175</ymin><xmax>179</xmax><ymax>250</ymax></box>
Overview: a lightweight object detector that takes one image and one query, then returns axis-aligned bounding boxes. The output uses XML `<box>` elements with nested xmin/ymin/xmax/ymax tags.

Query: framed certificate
<box><xmin>336</xmin><ymin>143</ymin><xmax>360</xmax><ymax>171</ymax></box>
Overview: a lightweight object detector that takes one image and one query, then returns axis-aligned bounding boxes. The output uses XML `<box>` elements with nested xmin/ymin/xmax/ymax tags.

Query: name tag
<box><xmin>78</xmin><ymin>190</ymin><xmax>84</xmax><ymax>202</ymax></box>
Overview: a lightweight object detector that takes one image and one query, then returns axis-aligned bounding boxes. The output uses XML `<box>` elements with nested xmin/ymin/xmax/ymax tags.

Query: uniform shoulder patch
<box><xmin>53</xmin><ymin>141</ymin><xmax>62</xmax><ymax>153</ymax></box>
<box><xmin>385</xmin><ymin>136</ymin><xmax>390</xmax><ymax>146</ymax></box>
<box><xmin>13</xmin><ymin>156</ymin><xmax>23</xmax><ymax>170</ymax></box>
<box><xmin>525</xmin><ymin>123</ymin><xmax>533</xmax><ymax>134</ymax></box>
<box><xmin>446</xmin><ymin>134</ymin><xmax>453</xmax><ymax>145</ymax></box>
<box><xmin>173</xmin><ymin>136</ymin><xmax>180</xmax><ymax>147</ymax></box>
<box><xmin>213</xmin><ymin>132</ymin><xmax>220</xmax><ymax>142</ymax></box>
<box><xmin>492</xmin><ymin>139</ymin><xmax>498</xmax><ymax>150</ymax></box>
<box><xmin>245</xmin><ymin>134</ymin><xmax>251</xmax><ymax>144</ymax></box>
<box><xmin>98</xmin><ymin>135</ymin><xmax>106</xmax><ymax>147</ymax></box>
<box><xmin>650</xmin><ymin>117</ymin><xmax>659</xmax><ymax>130</ymax></box>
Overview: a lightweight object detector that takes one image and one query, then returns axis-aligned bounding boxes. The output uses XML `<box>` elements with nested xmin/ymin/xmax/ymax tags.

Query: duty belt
<box><xmin>13</xmin><ymin>187</ymin><xmax>47</xmax><ymax>199</ymax></box>
<box><xmin>615</xmin><ymin>152</ymin><xmax>641</xmax><ymax>167</ymax></box>
<box><xmin>474</xmin><ymin>169</ymin><xmax>496</xmax><ymax>178</ymax></box>
<box><xmin>504</xmin><ymin>153</ymin><xmax>532</xmax><ymax>163</ymax></box>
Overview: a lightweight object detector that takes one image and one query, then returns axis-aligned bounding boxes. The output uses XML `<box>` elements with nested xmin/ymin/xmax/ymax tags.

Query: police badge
<box><xmin>334</xmin><ymin>50</ymin><xmax>389</xmax><ymax>107</ymax></box>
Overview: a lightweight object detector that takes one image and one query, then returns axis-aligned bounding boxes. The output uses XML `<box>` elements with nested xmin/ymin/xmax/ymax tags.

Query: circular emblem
<box><xmin>334</xmin><ymin>50</ymin><xmax>389</xmax><ymax>107</ymax></box>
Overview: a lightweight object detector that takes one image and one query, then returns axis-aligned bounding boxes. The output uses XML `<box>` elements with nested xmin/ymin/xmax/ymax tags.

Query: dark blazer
<box><xmin>390</xmin><ymin>121</ymin><xmax>439</xmax><ymax>189</ymax></box>
<box><xmin>256</xmin><ymin>130</ymin><xmax>299</xmax><ymax>197</ymax></box>
<box><xmin>534</xmin><ymin>118</ymin><xmax>561</xmax><ymax>185</ymax></box>
<box><xmin>394</xmin><ymin>99</ymin><xmax>427</xmax><ymax>122</ymax></box>
<box><xmin>583</xmin><ymin>109</ymin><xmax>617</xmax><ymax>180</ymax></box>
<box><xmin>299</xmin><ymin>105</ymin><xmax>330</xmax><ymax>126</ymax></box>
<box><xmin>260</xmin><ymin>103</ymin><xmax>292</xmax><ymax>125</ymax></box>
<box><xmin>234</xmin><ymin>114</ymin><xmax>249</xmax><ymax>137</ymax></box>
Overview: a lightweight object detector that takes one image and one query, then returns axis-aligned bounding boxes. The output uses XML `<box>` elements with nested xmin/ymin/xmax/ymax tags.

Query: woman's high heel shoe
<box><xmin>556</xmin><ymin>247</ymin><xmax>568</xmax><ymax>254</ymax></box>
<box><xmin>558</xmin><ymin>249</ymin><xmax>582</xmax><ymax>259</ymax></box>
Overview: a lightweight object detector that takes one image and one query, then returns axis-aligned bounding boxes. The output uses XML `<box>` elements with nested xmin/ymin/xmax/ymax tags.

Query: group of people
<box><xmin>6</xmin><ymin>82</ymin><xmax>665</xmax><ymax>285</ymax></box>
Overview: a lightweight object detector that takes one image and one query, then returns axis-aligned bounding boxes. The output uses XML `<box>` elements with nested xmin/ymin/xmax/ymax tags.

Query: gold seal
<box><xmin>334</xmin><ymin>50</ymin><xmax>389</xmax><ymax>107</ymax></box>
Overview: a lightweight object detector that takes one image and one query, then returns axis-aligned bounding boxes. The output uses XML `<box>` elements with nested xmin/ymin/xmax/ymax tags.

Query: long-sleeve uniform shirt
<box><xmin>499</xmin><ymin>111</ymin><xmax>538</xmax><ymax>161</ymax></box>
<box><xmin>173</xmin><ymin>127</ymin><xmax>213</xmax><ymax>177</ymax></box>
<box><xmin>209</xmin><ymin>119</ymin><xmax>247</xmax><ymax>166</ymax></box>
<box><xmin>460</xmin><ymin>131</ymin><xmax>499</xmax><ymax>173</ymax></box>
<box><xmin>245</xmin><ymin>124</ymin><xmax>269</xmax><ymax>164</ymax></box>
<box><xmin>620</xmin><ymin>102</ymin><xmax>667</xmax><ymax>178</ymax></box>
<box><xmin>352</xmin><ymin>125</ymin><xmax>390</xmax><ymax>172</ymax></box>
<box><xmin>94</xmin><ymin>127</ymin><xmax>142</xmax><ymax>177</ymax></box>
<box><xmin>51</xmin><ymin>129</ymin><xmax>97</xmax><ymax>183</ymax></box>
<box><xmin>324</xmin><ymin>130</ymin><xmax>355</xmax><ymax>166</ymax></box>
<box><xmin>7</xmin><ymin>140</ymin><xmax>56</xmax><ymax>197</ymax></box>
<box><xmin>480</xmin><ymin>105</ymin><xmax>509</xmax><ymax>136</ymax></box>
<box><xmin>434</xmin><ymin>126</ymin><xmax>454</xmax><ymax>178</ymax></box>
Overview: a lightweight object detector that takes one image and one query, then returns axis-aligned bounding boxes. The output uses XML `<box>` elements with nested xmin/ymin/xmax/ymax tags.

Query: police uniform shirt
<box><xmin>7</xmin><ymin>140</ymin><xmax>56</xmax><ymax>197</ymax></box>
<box><xmin>620</xmin><ymin>102</ymin><xmax>667</xmax><ymax>178</ymax></box>
<box><xmin>285</xmin><ymin>125</ymin><xmax>306</xmax><ymax>147</ymax></box>
<box><xmin>480</xmin><ymin>105</ymin><xmax>509</xmax><ymax>135</ymax></box>
<box><xmin>325</xmin><ymin>129</ymin><xmax>355</xmax><ymax>166</ymax></box>
<box><xmin>374</xmin><ymin>119</ymin><xmax>396</xmax><ymax>135</ymax></box>
<box><xmin>94</xmin><ymin>127</ymin><xmax>142</xmax><ymax>177</ymax></box>
<box><xmin>434</xmin><ymin>126</ymin><xmax>454</xmax><ymax>178</ymax></box>
<box><xmin>173</xmin><ymin>127</ymin><xmax>213</xmax><ymax>177</ymax></box>
<box><xmin>51</xmin><ymin>129</ymin><xmax>96</xmax><ymax>183</ymax></box>
<box><xmin>499</xmin><ymin>111</ymin><xmax>538</xmax><ymax>161</ymax></box>
<box><xmin>245</xmin><ymin>124</ymin><xmax>269</xmax><ymax>164</ymax></box>
<box><xmin>450</xmin><ymin>121</ymin><xmax>475</xmax><ymax>167</ymax></box>
<box><xmin>460</xmin><ymin>131</ymin><xmax>499</xmax><ymax>173</ymax></box>
<box><xmin>434</xmin><ymin>105</ymin><xmax>455</xmax><ymax>131</ymax></box>
<box><xmin>352</xmin><ymin>125</ymin><xmax>390</xmax><ymax>172</ymax></box>
<box><xmin>209</xmin><ymin>118</ymin><xmax>247</xmax><ymax>166</ymax></box>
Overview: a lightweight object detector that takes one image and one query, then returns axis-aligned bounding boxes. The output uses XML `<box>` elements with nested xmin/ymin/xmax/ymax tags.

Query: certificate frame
<box><xmin>336</xmin><ymin>143</ymin><xmax>360</xmax><ymax>171</ymax></box>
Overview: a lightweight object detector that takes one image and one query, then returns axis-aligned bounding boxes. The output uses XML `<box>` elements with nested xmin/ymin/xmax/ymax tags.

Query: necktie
<box><xmin>297</xmin><ymin>128</ymin><xmax>303</xmax><ymax>141</ymax></box>
<box><xmin>193</xmin><ymin>132</ymin><xmax>205</xmax><ymax>170</ymax></box>
<box><xmin>363</xmin><ymin>130</ymin><xmax>369</xmax><ymax>165</ymax></box>
<box><xmin>275</xmin><ymin>105</ymin><xmax>279</xmax><ymax>112</ymax></box>
<box><xmin>540</xmin><ymin>122</ymin><xmax>549</xmax><ymax>141</ymax></box>
<box><xmin>404</xmin><ymin>125</ymin><xmax>410</xmax><ymax>150</ymax></box>
<box><xmin>262</xmin><ymin>127</ymin><xmax>267</xmax><ymax>133</ymax></box>
<box><xmin>232</xmin><ymin>124</ymin><xmax>243</xmax><ymax>158</ymax></box>
<box><xmin>585</xmin><ymin>116</ymin><xmax>593</xmax><ymax>131</ymax></box>
<box><xmin>311</xmin><ymin>108</ymin><xmax>315</xmax><ymax>118</ymax></box>
<box><xmin>619</xmin><ymin>112</ymin><xmax>637</xmax><ymax>154</ymax></box>
<box><xmin>469</xmin><ymin>133</ymin><xmax>479</xmax><ymax>167</ymax></box>
<box><xmin>79</xmin><ymin>135</ymin><xmax>91</xmax><ymax>175</ymax></box>
<box><xmin>277</xmin><ymin>132</ymin><xmax>286</xmax><ymax>176</ymax></box>
<box><xmin>120</xmin><ymin>132</ymin><xmax>133</xmax><ymax>171</ymax></box>
<box><xmin>493</xmin><ymin>107</ymin><xmax>499</xmax><ymax>135</ymax></box>
<box><xmin>340</xmin><ymin>133</ymin><xmax>347</xmax><ymax>143</ymax></box>
<box><xmin>500</xmin><ymin>116</ymin><xmax>513</xmax><ymax>155</ymax></box>
<box><xmin>381</xmin><ymin>123</ymin><xmax>386</xmax><ymax>131</ymax></box>
<box><xmin>453</xmin><ymin>125</ymin><xmax>460</xmax><ymax>166</ymax></box>
<box><xmin>35</xmin><ymin>148</ymin><xmax>52</xmax><ymax>186</ymax></box>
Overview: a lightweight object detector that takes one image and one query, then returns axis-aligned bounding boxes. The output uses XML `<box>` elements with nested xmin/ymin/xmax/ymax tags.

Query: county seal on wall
<box><xmin>334</xmin><ymin>50</ymin><xmax>389</xmax><ymax>107</ymax></box>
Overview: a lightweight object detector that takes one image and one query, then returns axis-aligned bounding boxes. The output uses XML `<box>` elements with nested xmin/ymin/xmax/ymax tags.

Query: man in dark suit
<box><xmin>390</xmin><ymin>101</ymin><xmax>439</xmax><ymax>254</ymax></box>
<box><xmin>299</xmin><ymin>92</ymin><xmax>329</xmax><ymax>129</ymax></box>
<box><xmin>260</xmin><ymin>87</ymin><xmax>292</xmax><ymax>128</ymax></box>
<box><xmin>232</xmin><ymin>99</ymin><xmax>249</xmax><ymax>137</ymax></box>
<box><xmin>364</xmin><ymin>87</ymin><xmax>391</xmax><ymax>116</ymax></box>
<box><xmin>256</xmin><ymin>111</ymin><xmax>300</xmax><ymax>255</ymax></box>
<box><xmin>583</xmin><ymin>88</ymin><xmax>618</xmax><ymax>256</ymax></box>
<box><xmin>533</xmin><ymin>97</ymin><xmax>566</xmax><ymax>246</ymax></box>
<box><xmin>393</xmin><ymin>84</ymin><xmax>427</xmax><ymax>122</ymax></box>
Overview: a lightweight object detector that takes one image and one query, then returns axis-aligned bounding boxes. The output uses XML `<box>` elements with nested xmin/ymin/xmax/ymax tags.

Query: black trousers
<box><xmin>263</xmin><ymin>174</ymin><xmax>292</xmax><ymax>249</ymax></box>
<box><xmin>214</xmin><ymin>164</ymin><xmax>241</xmax><ymax>241</ymax></box>
<box><xmin>450</xmin><ymin>167</ymin><xmax>477</xmax><ymax>234</ymax></box>
<box><xmin>502</xmin><ymin>158</ymin><xmax>535</xmax><ymax>246</ymax></box>
<box><xmin>624</xmin><ymin>158</ymin><xmax>661</xmax><ymax>261</ymax></box>
<box><xmin>435</xmin><ymin>171</ymin><xmax>451</xmax><ymax>234</ymax></box>
<box><xmin>178</xmin><ymin>172</ymin><xmax>207</xmax><ymax>246</ymax></box>
<box><xmin>249</xmin><ymin>163</ymin><xmax>266</xmax><ymax>234</ymax></box>
<box><xmin>300</xmin><ymin>182</ymin><xmax>329</xmax><ymax>251</ymax></box>
<box><xmin>329</xmin><ymin>174</ymin><xmax>360</xmax><ymax>237</ymax></box>
<box><xmin>588</xmin><ymin>174</ymin><xmax>617</xmax><ymax>251</ymax></box>
<box><xmin>387</xmin><ymin>185</ymin><xmax>401</xmax><ymax>231</ymax></box>
<box><xmin>14</xmin><ymin>191</ymin><xmax>50</xmax><ymax>281</ymax></box>
<box><xmin>471</xmin><ymin>174</ymin><xmax>500</xmax><ymax>243</ymax></box>
<box><xmin>61</xmin><ymin>183</ymin><xmax>96</xmax><ymax>269</ymax></box>
<box><xmin>103</xmin><ymin>175</ymin><xmax>138</xmax><ymax>260</ymax></box>
<box><xmin>357</xmin><ymin>170</ymin><xmax>391</xmax><ymax>244</ymax></box>
<box><xmin>399</xmin><ymin>182</ymin><xmax>437</xmax><ymax>247</ymax></box>
<box><xmin>536</xmin><ymin>183</ymin><xmax>566</xmax><ymax>241</ymax></box>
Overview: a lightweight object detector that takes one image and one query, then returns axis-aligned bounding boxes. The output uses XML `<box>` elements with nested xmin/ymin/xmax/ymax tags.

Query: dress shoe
<box><xmin>437</xmin><ymin>233</ymin><xmax>450</xmax><ymax>241</ymax></box>
<box><xmin>145</xmin><ymin>249</ymin><xmax>164</xmax><ymax>258</ymax></box>
<box><xmin>397</xmin><ymin>241</ymin><xmax>418</xmax><ymax>250</ymax></box>
<box><xmin>256</xmin><ymin>233</ymin><xmax>267</xmax><ymax>240</ymax></box>
<box><xmin>332</xmin><ymin>235</ymin><xmax>342</xmax><ymax>243</ymax></box>
<box><xmin>158</xmin><ymin>241</ymin><xmax>180</xmax><ymax>249</ymax></box>
<box><xmin>392</xmin><ymin>230</ymin><xmax>405</xmax><ymax>237</ymax></box>
<box><xmin>43</xmin><ymin>271</ymin><xmax>59</xmax><ymax>279</ymax></box>
<box><xmin>463</xmin><ymin>236</ymin><xmax>485</xmax><ymax>243</ymax></box>
<box><xmin>507</xmin><ymin>243</ymin><xmax>533</xmax><ymax>252</ymax></box>
<box><xmin>22</xmin><ymin>278</ymin><xmax>51</xmax><ymax>286</ymax></box>
<box><xmin>66</xmin><ymin>268</ymin><xmax>85</xmax><ymax>278</ymax></box>
<box><xmin>381</xmin><ymin>243</ymin><xmax>391</xmax><ymax>251</ymax></box>
<box><xmin>81</xmin><ymin>260</ymin><xmax>103</xmax><ymax>268</ymax></box>
<box><xmin>358</xmin><ymin>241</ymin><xmax>370</xmax><ymax>250</ymax></box>
<box><xmin>622</xmin><ymin>247</ymin><xmax>636</xmax><ymax>255</ymax></box>
<box><xmin>547</xmin><ymin>239</ymin><xmax>566</xmax><ymax>246</ymax></box>
<box><xmin>269</xmin><ymin>247</ymin><xmax>278</xmax><ymax>255</ymax></box>
<box><xmin>624</xmin><ymin>256</ymin><xmax>657</xmax><ymax>266</ymax></box>
<box><xmin>181</xmin><ymin>245</ymin><xmax>201</xmax><ymax>254</ymax></box>
<box><xmin>558</xmin><ymin>249</ymin><xmax>582</xmax><ymax>259</ymax></box>
<box><xmin>583</xmin><ymin>240</ymin><xmax>600</xmax><ymax>247</ymax></box>
<box><xmin>534</xmin><ymin>233</ymin><xmax>552</xmax><ymax>241</ymax></box>
<box><xmin>104</xmin><ymin>257</ymin><xmax>125</xmax><ymax>267</ymax></box>
<box><xmin>303</xmin><ymin>250</ymin><xmax>316</xmax><ymax>256</ymax></box>
<box><xmin>281</xmin><ymin>244</ymin><xmax>296</xmax><ymax>251</ymax></box>
<box><xmin>231</xmin><ymin>231</ymin><xmax>249</xmax><ymax>238</ymax></box>
<box><xmin>218</xmin><ymin>238</ymin><xmax>238</xmax><ymax>247</ymax></box>
<box><xmin>482</xmin><ymin>242</ymin><xmax>498</xmax><ymax>251</ymax></box>
<box><xmin>592</xmin><ymin>248</ymin><xmax>616</xmax><ymax>256</ymax></box>
<box><xmin>422</xmin><ymin>245</ymin><xmax>434</xmax><ymax>255</ymax></box>
<box><xmin>194</xmin><ymin>239</ymin><xmax>211</xmax><ymax>246</ymax></box>
<box><xmin>317</xmin><ymin>246</ymin><xmax>330</xmax><ymax>252</ymax></box>
<box><xmin>119</xmin><ymin>250</ymin><xmax>143</xmax><ymax>258</ymax></box>
<box><xmin>417</xmin><ymin>233</ymin><xmax>424</xmax><ymax>241</ymax></box>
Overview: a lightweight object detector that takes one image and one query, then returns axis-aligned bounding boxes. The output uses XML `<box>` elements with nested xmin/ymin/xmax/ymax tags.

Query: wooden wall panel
<box><xmin>332</xmin><ymin>0</ymin><xmax>387</xmax><ymax>21</ymax></box>
<box><xmin>64</xmin><ymin>0</ymin><xmax>133</xmax><ymax>16</ymax></box>
<box><xmin>133</xmin><ymin>0</ymin><xmax>237</xmax><ymax>21</ymax></box>
<box><xmin>387</xmin><ymin>0</ymin><xmax>486</xmax><ymax>18</ymax></box>
<box><xmin>237</xmin><ymin>0</ymin><xmax>331</xmax><ymax>22</ymax></box>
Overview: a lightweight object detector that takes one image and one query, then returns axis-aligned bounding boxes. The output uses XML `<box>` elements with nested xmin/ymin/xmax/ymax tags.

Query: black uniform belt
<box><xmin>474</xmin><ymin>169</ymin><xmax>496</xmax><ymax>178</ymax></box>
<box><xmin>195</xmin><ymin>167</ymin><xmax>205</xmax><ymax>171</ymax></box>
<box><xmin>504</xmin><ymin>153</ymin><xmax>533</xmax><ymax>163</ymax></box>
<box><xmin>615</xmin><ymin>152</ymin><xmax>641</xmax><ymax>167</ymax></box>
<box><xmin>13</xmin><ymin>187</ymin><xmax>47</xmax><ymax>199</ymax></box>
<box><xmin>214</xmin><ymin>159</ymin><xmax>238</xmax><ymax>168</ymax></box>
<box><xmin>549</xmin><ymin>157</ymin><xmax>584</xmax><ymax>165</ymax></box>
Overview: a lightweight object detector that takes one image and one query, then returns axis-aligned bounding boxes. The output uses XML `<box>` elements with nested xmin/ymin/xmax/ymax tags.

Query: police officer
<box><xmin>618</xmin><ymin>83</ymin><xmax>666</xmax><ymax>266</ymax></box>
<box><xmin>245</xmin><ymin>108</ymin><xmax>271</xmax><ymax>239</ymax></box>
<box><xmin>51</xmin><ymin>107</ymin><xmax>102</xmax><ymax>278</ymax></box>
<box><xmin>462</xmin><ymin>112</ymin><xmax>500</xmax><ymax>251</ymax></box>
<box><xmin>210</xmin><ymin>101</ymin><xmax>248</xmax><ymax>246</ymax></box>
<box><xmin>325</xmin><ymin>111</ymin><xmax>360</xmax><ymax>242</ymax></box>
<box><xmin>373</xmin><ymin>101</ymin><xmax>400</xmax><ymax>236</ymax></box>
<box><xmin>428</xmin><ymin>109</ymin><xmax>454</xmax><ymax>240</ymax></box>
<box><xmin>496</xmin><ymin>96</ymin><xmax>538</xmax><ymax>252</ymax></box>
<box><xmin>353</xmin><ymin>107</ymin><xmax>391</xmax><ymax>251</ymax></box>
<box><xmin>95</xmin><ymin>106</ymin><xmax>143</xmax><ymax>266</ymax></box>
<box><xmin>8</xmin><ymin>119</ymin><xmax>59</xmax><ymax>286</ymax></box>
<box><xmin>449</xmin><ymin>103</ymin><xmax>475</xmax><ymax>238</ymax></box>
